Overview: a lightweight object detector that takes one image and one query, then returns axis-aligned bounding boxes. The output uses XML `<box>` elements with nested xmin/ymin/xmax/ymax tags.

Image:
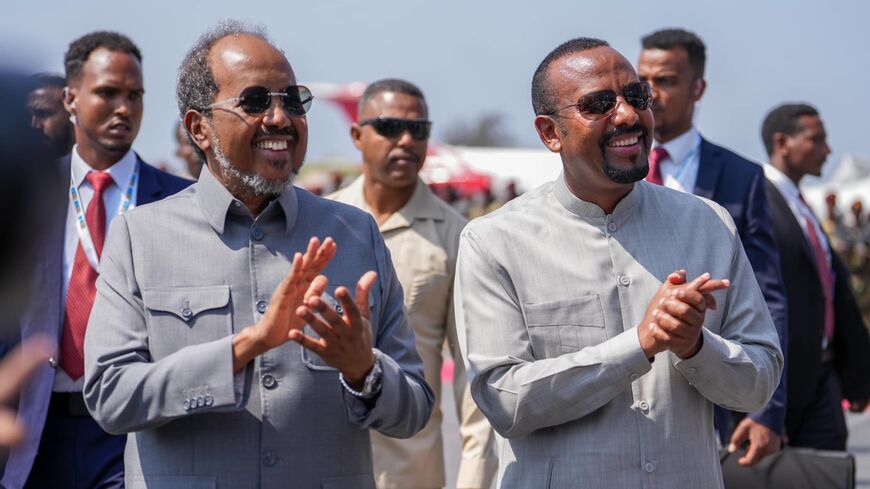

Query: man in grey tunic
<box><xmin>454</xmin><ymin>38</ymin><xmax>782</xmax><ymax>488</ymax></box>
<box><xmin>83</xmin><ymin>22</ymin><xmax>433</xmax><ymax>488</ymax></box>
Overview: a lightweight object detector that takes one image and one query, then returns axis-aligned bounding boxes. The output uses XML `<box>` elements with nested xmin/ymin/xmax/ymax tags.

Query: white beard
<box><xmin>212</xmin><ymin>133</ymin><xmax>295</xmax><ymax>197</ymax></box>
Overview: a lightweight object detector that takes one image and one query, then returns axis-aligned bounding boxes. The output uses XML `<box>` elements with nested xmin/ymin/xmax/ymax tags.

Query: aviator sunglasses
<box><xmin>359</xmin><ymin>117</ymin><xmax>432</xmax><ymax>141</ymax></box>
<box><xmin>548</xmin><ymin>81</ymin><xmax>653</xmax><ymax>121</ymax></box>
<box><xmin>207</xmin><ymin>85</ymin><xmax>314</xmax><ymax>116</ymax></box>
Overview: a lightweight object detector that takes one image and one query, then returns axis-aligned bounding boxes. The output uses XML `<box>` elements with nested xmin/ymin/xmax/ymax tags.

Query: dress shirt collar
<box><xmin>343</xmin><ymin>175</ymin><xmax>443</xmax><ymax>232</ymax></box>
<box><xmin>763</xmin><ymin>163</ymin><xmax>801</xmax><ymax>202</ymax></box>
<box><xmin>554</xmin><ymin>171</ymin><xmax>639</xmax><ymax>219</ymax></box>
<box><xmin>70</xmin><ymin>144</ymin><xmax>138</xmax><ymax>190</ymax></box>
<box><xmin>654</xmin><ymin>126</ymin><xmax>701</xmax><ymax>165</ymax></box>
<box><xmin>195</xmin><ymin>164</ymin><xmax>298</xmax><ymax>235</ymax></box>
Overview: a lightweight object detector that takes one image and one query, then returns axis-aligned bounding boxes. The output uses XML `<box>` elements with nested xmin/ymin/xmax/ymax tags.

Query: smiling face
<box><xmin>197</xmin><ymin>34</ymin><xmax>308</xmax><ymax>198</ymax></box>
<box><xmin>352</xmin><ymin>91</ymin><xmax>428</xmax><ymax>191</ymax></box>
<box><xmin>535</xmin><ymin>46</ymin><xmax>653</xmax><ymax>196</ymax></box>
<box><xmin>65</xmin><ymin>48</ymin><xmax>143</xmax><ymax>161</ymax></box>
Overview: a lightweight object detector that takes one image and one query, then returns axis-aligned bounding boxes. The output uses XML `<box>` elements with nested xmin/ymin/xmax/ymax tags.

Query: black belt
<box><xmin>48</xmin><ymin>392</ymin><xmax>91</xmax><ymax>417</ymax></box>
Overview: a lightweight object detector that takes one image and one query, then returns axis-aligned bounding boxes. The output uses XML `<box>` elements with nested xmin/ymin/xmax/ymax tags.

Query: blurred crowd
<box><xmin>824</xmin><ymin>193</ymin><xmax>870</xmax><ymax>326</ymax></box>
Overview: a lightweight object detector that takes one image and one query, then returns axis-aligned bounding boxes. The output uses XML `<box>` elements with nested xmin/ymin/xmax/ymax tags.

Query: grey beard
<box><xmin>212</xmin><ymin>133</ymin><xmax>295</xmax><ymax>197</ymax></box>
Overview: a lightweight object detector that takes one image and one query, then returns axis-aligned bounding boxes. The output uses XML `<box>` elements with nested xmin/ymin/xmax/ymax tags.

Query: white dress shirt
<box><xmin>653</xmin><ymin>126</ymin><xmax>701</xmax><ymax>193</ymax></box>
<box><xmin>763</xmin><ymin>163</ymin><xmax>831</xmax><ymax>270</ymax></box>
<box><xmin>56</xmin><ymin>146</ymin><xmax>138</xmax><ymax>392</ymax></box>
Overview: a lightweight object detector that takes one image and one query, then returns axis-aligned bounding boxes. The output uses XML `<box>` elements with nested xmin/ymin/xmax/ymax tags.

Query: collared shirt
<box><xmin>763</xmin><ymin>163</ymin><xmax>832</xmax><ymax>270</ymax></box>
<box><xmin>330</xmin><ymin>176</ymin><xmax>496</xmax><ymax>489</ymax></box>
<box><xmin>83</xmin><ymin>167</ymin><xmax>433</xmax><ymax>488</ymax></box>
<box><xmin>455</xmin><ymin>175</ymin><xmax>783</xmax><ymax>489</ymax></box>
<box><xmin>653</xmin><ymin>126</ymin><xmax>701</xmax><ymax>193</ymax></box>
<box><xmin>56</xmin><ymin>146</ymin><xmax>138</xmax><ymax>392</ymax></box>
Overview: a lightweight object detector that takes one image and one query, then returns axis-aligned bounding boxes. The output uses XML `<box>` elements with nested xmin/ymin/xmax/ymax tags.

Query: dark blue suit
<box><xmin>2</xmin><ymin>154</ymin><xmax>190</xmax><ymax>489</ymax></box>
<box><xmin>694</xmin><ymin>139</ymin><xmax>789</xmax><ymax>440</ymax></box>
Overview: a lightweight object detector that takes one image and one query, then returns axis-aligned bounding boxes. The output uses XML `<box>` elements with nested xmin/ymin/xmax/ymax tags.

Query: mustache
<box><xmin>601</xmin><ymin>124</ymin><xmax>647</xmax><ymax>146</ymax></box>
<box><xmin>256</xmin><ymin>126</ymin><xmax>297</xmax><ymax>138</ymax></box>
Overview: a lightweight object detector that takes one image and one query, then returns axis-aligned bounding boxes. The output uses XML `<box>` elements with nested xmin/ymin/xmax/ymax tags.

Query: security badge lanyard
<box><xmin>68</xmin><ymin>164</ymin><xmax>139</xmax><ymax>271</ymax></box>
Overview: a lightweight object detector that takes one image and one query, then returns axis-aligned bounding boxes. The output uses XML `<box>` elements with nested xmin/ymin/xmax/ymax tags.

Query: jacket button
<box><xmin>256</xmin><ymin>300</ymin><xmax>268</xmax><ymax>314</ymax></box>
<box><xmin>251</xmin><ymin>227</ymin><xmax>265</xmax><ymax>241</ymax></box>
<box><xmin>618</xmin><ymin>275</ymin><xmax>631</xmax><ymax>287</ymax></box>
<box><xmin>204</xmin><ymin>395</ymin><xmax>214</xmax><ymax>406</ymax></box>
<box><xmin>183</xmin><ymin>399</ymin><xmax>191</xmax><ymax>411</ymax></box>
<box><xmin>181</xmin><ymin>307</ymin><xmax>193</xmax><ymax>318</ymax></box>
<box><xmin>644</xmin><ymin>461</ymin><xmax>655</xmax><ymax>473</ymax></box>
<box><xmin>262</xmin><ymin>451</ymin><xmax>277</xmax><ymax>466</ymax></box>
<box><xmin>262</xmin><ymin>374</ymin><xmax>277</xmax><ymax>389</ymax></box>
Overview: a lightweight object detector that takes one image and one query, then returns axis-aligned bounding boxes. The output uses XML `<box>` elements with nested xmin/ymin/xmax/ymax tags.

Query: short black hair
<box><xmin>641</xmin><ymin>28</ymin><xmax>706</xmax><ymax>78</ymax></box>
<box><xmin>531</xmin><ymin>37</ymin><xmax>609</xmax><ymax>116</ymax></box>
<box><xmin>357</xmin><ymin>78</ymin><xmax>426</xmax><ymax>116</ymax></box>
<box><xmin>29</xmin><ymin>73</ymin><xmax>66</xmax><ymax>90</ymax></box>
<box><xmin>760</xmin><ymin>103</ymin><xmax>820</xmax><ymax>156</ymax></box>
<box><xmin>64</xmin><ymin>31</ymin><xmax>142</xmax><ymax>83</ymax></box>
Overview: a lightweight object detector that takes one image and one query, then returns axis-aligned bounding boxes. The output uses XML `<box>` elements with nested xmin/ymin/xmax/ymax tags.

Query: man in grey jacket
<box><xmin>454</xmin><ymin>37</ymin><xmax>782</xmax><ymax>488</ymax></box>
<box><xmin>83</xmin><ymin>21</ymin><xmax>433</xmax><ymax>489</ymax></box>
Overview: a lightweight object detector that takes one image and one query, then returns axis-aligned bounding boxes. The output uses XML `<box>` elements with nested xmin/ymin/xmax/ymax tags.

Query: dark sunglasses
<box><xmin>359</xmin><ymin>117</ymin><xmax>432</xmax><ymax>141</ymax></box>
<box><xmin>208</xmin><ymin>85</ymin><xmax>314</xmax><ymax>116</ymax></box>
<box><xmin>549</xmin><ymin>81</ymin><xmax>653</xmax><ymax>121</ymax></box>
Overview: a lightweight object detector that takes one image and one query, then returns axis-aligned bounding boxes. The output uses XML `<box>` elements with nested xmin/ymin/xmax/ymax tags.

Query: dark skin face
<box><xmin>636</xmin><ymin>47</ymin><xmax>705</xmax><ymax>143</ymax></box>
<box><xmin>534</xmin><ymin>46</ymin><xmax>654</xmax><ymax>213</ymax></box>
<box><xmin>64</xmin><ymin>48</ymin><xmax>144</xmax><ymax>170</ymax></box>
<box><xmin>28</xmin><ymin>85</ymin><xmax>74</xmax><ymax>158</ymax></box>
<box><xmin>770</xmin><ymin>115</ymin><xmax>831</xmax><ymax>184</ymax></box>
<box><xmin>186</xmin><ymin>34</ymin><xmax>308</xmax><ymax>212</ymax></box>
<box><xmin>352</xmin><ymin>91</ymin><xmax>429</xmax><ymax>191</ymax></box>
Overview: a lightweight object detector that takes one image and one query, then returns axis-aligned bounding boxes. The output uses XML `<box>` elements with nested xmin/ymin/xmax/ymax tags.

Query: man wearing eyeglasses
<box><xmin>329</xmin><ymin>79</ymin><xmax>496</xmax><ymax>489</ymax></box>
<box><xmin>82</xmin><ymin>22</ymin><xmax>433</xmax><ymax>488</ymax></box>
<box><xmin>636</xmin><ymin>28</ymin><xmax>789</xmax><ymax>467</ymax></box>
<box><xmin>454</xmin><ymin>37</ymin><xmax>782</xmax><ymax>488</ymax></box>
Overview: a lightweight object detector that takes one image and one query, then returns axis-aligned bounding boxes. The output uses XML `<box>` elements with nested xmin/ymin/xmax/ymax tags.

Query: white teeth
<box><xmin>608</xmin><ymin>134</ymin><xmax>640</xmax><ymax>147</ymax></box>
<box><xmin>256</xmin><ymin>140</ymin><xmax>289</xmax><ymax>151</ymax></box>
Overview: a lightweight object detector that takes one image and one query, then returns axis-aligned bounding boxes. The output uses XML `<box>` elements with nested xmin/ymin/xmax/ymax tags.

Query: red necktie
<box><xmin>60</xmin><ymin>171</ymin><xmax>114</xmax><ymax>380</ymax></box>
<box><xmin>646</xmin><ymin>147</ymin><xmax>668</xmax><ymax>185</ymax></box>
<box><xmin>799</xmin><ymin>194</ymin><xmax>836</xmax><ymax>345</ymax></box>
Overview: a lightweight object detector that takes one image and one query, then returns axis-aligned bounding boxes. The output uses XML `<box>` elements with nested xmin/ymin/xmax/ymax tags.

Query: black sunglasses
<box><xmin>359</xmin><ymin>117</ymin><xmax>432</xmax><ymax>141</ymax></box>
<box><xmin>208</xmin><ymin>85</ymin><xmax>314</xmax><ymax>116</ymax></box>
<box><xmin>549</xmin><ymin>81</ymin><xmax>653</xmax><ymax>121</ymax></box>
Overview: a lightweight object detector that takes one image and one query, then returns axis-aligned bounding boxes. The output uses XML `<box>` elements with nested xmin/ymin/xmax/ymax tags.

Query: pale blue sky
<box><xmin>1</xmin><ymin>0</ymin><xmax>864</xmax><ymax>178</ymax></box>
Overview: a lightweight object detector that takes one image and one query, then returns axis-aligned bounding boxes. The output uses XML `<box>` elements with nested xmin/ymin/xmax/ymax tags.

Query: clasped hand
<box><xmin>638</xmin><ymin>270</ymin><xmax>730</xmax><ymax>359</ymax></box>
<box><xmin>233</xmin><ymin>237</ymin><xmax>376</xmax><ymax>389</ymax></box>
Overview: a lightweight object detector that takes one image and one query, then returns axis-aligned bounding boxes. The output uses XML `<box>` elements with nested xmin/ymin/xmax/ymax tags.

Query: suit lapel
<box><xmin>768</xmin><ymin>182</ymin><xmax>818</xmax><ymax>269</ymax></box>
<box><xmin>135</xmin><ymin>156</ymin><xmax>164</xmax><ymax>205</ymax></box>
<box><xmin>694</xmin><ymin>139</ymin><xmax>723</xmax><ymax>200</ymax></box>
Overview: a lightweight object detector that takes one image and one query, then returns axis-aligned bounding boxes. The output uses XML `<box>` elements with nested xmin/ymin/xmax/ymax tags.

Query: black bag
<box><xmin>720</xmin><ymin>447</ymin><xmax>855</xmax><ymax>489</ymax></box>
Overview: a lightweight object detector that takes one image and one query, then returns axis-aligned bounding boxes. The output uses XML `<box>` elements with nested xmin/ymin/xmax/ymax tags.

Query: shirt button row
<box><xmin>183</xmin><ymin>394</ymin><xmax>214</xmax><ymax>411</ymax></box>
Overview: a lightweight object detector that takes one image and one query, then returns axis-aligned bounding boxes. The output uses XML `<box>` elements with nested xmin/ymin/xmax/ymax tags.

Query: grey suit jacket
<box><xmin>455</xmin><ymin>176</ymin><xmax>783</xmax><ymax>489</ymax></box>
<box><xmin>83</xmin><ymin>169</ymin><xmax>434</xmax><ymax>489</ymax></box>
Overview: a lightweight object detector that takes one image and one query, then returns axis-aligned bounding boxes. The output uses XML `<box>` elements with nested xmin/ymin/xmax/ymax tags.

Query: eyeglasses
<box><xmin>548</xmin><ymin>81</ymin><xmax>653</xmax><ymax>121</ymax></box>
<box><xmin>359</xmin><ymin>117</ymin><xmax>432</xmax><ymax>141</ymax></box>
<box><xmin>207</xmin><ymin>85</ymin><xmax>314</xmax><ymax>116</ymax></box>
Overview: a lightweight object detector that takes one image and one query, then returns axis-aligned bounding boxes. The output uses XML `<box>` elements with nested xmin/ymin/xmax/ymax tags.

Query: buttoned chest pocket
<box><xmin>142</xmin><ymin>285</ymin><xmax>232</xmax><ymax>360</ymax></box>
<box><xmin>404</xmin><ymin>267</ymin><xmax>450</xmax><ymax>313</ymax></box>
<box><xmin>523</xmin><ymin>295</ymin><xmax>606</xmax><ymax>359</ymax></box>
<box><xmin>301</xmin><ymin>285</ymin><xmax>375</xmax><ymax>372</ymax></box>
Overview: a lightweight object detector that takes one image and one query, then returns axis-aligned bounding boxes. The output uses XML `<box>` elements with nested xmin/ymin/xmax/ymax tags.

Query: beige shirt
<box><xmin>330</xmin><ymin>176</ymin><xmax>496</xmax><ymax>489</ymax></box>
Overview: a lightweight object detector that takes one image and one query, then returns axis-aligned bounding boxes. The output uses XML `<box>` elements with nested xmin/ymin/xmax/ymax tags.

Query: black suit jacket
<box><xmin>698</xmin><ymin>139</ymin><xmax>789</xmax><ymax>433</ymax></box>
<box><xmin>765</xmin><ymin>181</ymin><xmax>870</xmax><ymax>419</ymax></box>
